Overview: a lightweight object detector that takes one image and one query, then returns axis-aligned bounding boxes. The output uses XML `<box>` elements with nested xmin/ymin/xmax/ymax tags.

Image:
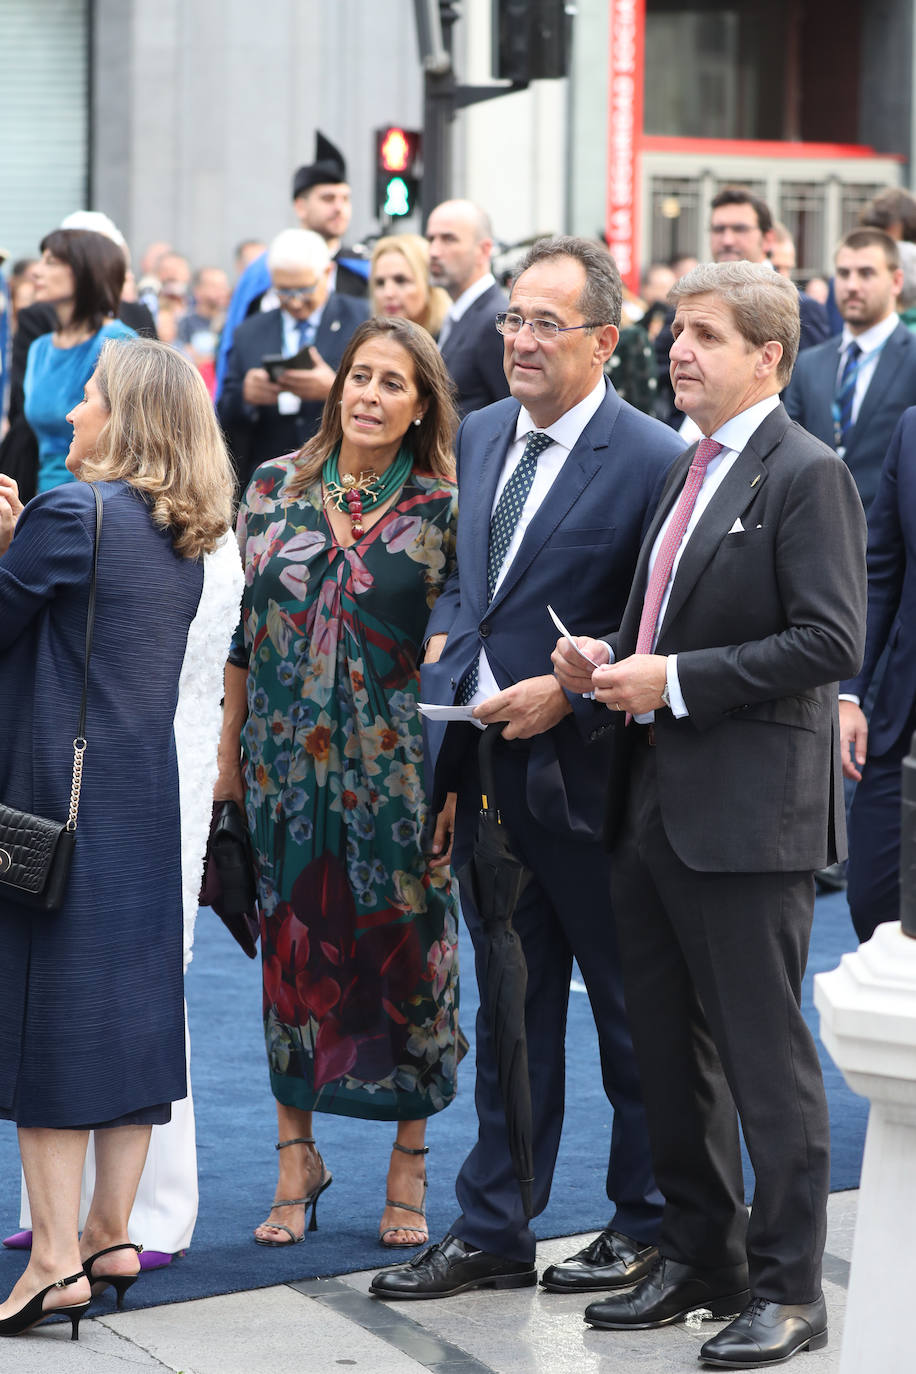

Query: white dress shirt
<box><xmin>467</xmin><ymin>376</ymin><xmax>608</xmax><ymax>705</ymax></box>
<box><xmin>276</xmin><ymin>304</ymin><xmax>325</xmax><ymax>416</ymax></box>
<box><xmin>610</xmin><ymin>393</ymin><xmax>781</xmax><ymax>721</ymax></box>
<box><xmin>437</xmin><ymin>272</ymin><xmax>497</xmax><ymax>350</ymax></box>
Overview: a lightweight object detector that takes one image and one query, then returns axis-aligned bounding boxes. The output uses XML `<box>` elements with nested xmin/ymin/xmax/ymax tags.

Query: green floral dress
<box><xmin>231</xmin><ymin>458</ymin><xmax>460</xmax><ymax>1120</ymax></box>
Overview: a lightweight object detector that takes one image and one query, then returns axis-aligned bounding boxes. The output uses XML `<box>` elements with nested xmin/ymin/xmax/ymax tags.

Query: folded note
<box><xmin>417</xmin><ymin>703</ymin><xmax>486</xmax><ymax>729</ymax></box>
<box><xmin>547</xmin><ymin>604</ymin><xmax>603</xmax><ymax>667</ymax></box>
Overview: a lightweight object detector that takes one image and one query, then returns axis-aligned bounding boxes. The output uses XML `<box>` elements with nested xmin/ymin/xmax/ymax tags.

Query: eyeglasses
<box><xmin>495</xmin><ymin>312</ymin><xmax>604</xmax><ymax>342</ymax></box>
<box><xmin>275</xmin><ymin>284</ymin><xmax>319</xmax><ymax>301</ymax></box>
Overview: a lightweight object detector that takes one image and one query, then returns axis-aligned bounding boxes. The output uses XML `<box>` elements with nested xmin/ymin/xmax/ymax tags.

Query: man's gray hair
<box><xmin>267</xmin><ymin>228</ymin><xmax>331</xmax><ymax>276</ymax></box>
<box><xmin>517</xmin><ymin>235</ymin><xmax>623</xmax><ymax>328</ymax></box>
<box><xmin>669</xmin><ymin>261</ymin><xmax>800</xmax><ymax>385</ymax></box>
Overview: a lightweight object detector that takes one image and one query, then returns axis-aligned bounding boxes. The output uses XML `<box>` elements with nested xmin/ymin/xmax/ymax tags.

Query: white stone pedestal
<box><xmin>815</xmin><ymin>921</ymin><xmax>916</xmax><ymax>1373</ymax></box>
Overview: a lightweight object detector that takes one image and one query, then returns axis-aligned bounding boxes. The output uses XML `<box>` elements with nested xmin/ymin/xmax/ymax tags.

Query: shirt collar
<box><xmin>448</xmin><ymin>272</ymin><xmax>496</xmax><ymax>323</ymax></box>
<box><xmin>711</xmin><ymin>393</ymin><xmax>781</xmax><ymax>453</ymax></box>
<box><xmin>514</xmin><ymin>375</ymin><xmax>607</xmax><ymax>452</ymax></box>
<box><xmin>283</xmin><ymin>301</ymin><xmax>325</xmax><ymax>334</ymax></box>
<box><xmin>840</xmin><ymin>310</ymin><xmax>899</xmax><ymax>356</ymax></box>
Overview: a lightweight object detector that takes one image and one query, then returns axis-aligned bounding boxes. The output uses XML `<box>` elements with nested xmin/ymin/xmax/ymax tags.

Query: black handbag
<box><xmin>0</xmin><ymin>485</ymin><xmax>102</xmax><ymax>911</ymax></box>
<box><xmin>199</xmin><ymin>799</ymin><xmax>259</xmax><ymax>958</ymax></box>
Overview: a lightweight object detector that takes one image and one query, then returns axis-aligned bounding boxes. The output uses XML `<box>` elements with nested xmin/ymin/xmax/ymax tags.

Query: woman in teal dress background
<box><xmin>217</xmin><ymin>317</ymin><xmax>460</xmax><ymax>1249</ymax></box>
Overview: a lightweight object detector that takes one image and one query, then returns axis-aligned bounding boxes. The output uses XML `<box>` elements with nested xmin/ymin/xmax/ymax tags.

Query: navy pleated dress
<box><xmin>0</xmin><ymin>480</ymin><xmax>206</xmax><ymax>1129</ymax></box>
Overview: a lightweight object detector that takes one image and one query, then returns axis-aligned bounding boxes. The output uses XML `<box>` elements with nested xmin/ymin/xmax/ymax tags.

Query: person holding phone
<box><xmin>217</xmin><ymin>229</ymin><xmax>367</xmax><ymax>492</ymax></box>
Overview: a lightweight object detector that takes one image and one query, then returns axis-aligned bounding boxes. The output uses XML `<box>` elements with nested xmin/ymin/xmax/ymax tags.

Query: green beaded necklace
<box><xmin>321</xmin><ymin>443</ymin><xmax>414</xmax><ymax>537</ymax></box>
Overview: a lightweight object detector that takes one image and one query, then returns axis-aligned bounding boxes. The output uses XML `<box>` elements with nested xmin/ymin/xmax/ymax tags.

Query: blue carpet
<box><xmin>0</xmin><ymin>890</ymin><xmax>867</xmax><ymax>1309</ymax></box>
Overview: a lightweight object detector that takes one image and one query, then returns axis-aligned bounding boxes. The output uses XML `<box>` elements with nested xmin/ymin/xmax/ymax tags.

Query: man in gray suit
<box><xmin>784</xmin><ymin>228</ymin><xmax>916</xmax><ymax>516</ymax></box>
<box><xmin>554</xmin><ymin>262</ymin><xmax>867</xmax><ymax>1367</ymax></box>
<box><xmin>426</xmin><ymin>200</ymin><xmax>510</xmax><ymax>417</ymax></box>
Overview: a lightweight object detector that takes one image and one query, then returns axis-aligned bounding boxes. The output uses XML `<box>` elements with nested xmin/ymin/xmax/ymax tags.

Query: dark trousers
<box><xmin>610</xmin><ymin>736</ymin><xmax>828</xmax><ymax>1303</ymax></box>
<box><xmin>847</xmin><ymin>725</ymin><xmax>913</xmax><ymax>941</ymax></box>
<box><xmin>450</xmin><ymin>742</ymin><xmax>662</xmax><ymax>1264</ymax></box>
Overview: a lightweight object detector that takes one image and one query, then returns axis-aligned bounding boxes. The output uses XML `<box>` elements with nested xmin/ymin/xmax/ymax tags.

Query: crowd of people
<box><xmin>1</xmin><ymin>138</ymin><xmax>914</xmax><ymax>1368</ymax></box>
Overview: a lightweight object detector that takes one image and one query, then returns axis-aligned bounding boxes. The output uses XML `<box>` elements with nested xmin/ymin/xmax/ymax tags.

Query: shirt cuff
<box><xmin>582</xmin><ymin>641</ymin><xmax>616</xmax><ymax>700</ymax></box>
<box><xmin>838</xmin><ymin>693</ymin><xmax>861</xmax><ymax>705</ymax></box>
<box><xmin>666</xmin><ymin>654</ymin><xmax>689</xmax><ymax>718</ymax></box>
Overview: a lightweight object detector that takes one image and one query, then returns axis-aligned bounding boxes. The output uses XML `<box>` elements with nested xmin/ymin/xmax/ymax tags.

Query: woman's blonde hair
<box><xmin>286</xmin><ymin>316</ymin><xmax>457</xmax><ymax>499</ymax></box>
<box><xmin>370</xmin><ymin>234</ymin><xmax>450</xmax><ymax>338</ymax></box>
<box><xmin>79</xmin><ymin>337</ymin><xmax>235</xmax><ymax>559</ymax></box>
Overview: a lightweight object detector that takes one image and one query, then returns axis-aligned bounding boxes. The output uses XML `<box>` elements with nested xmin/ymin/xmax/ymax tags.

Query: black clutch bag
<box><xmin>199</xmin><ymin>799</ymin><xmax>259</xmax><ymax>958</ymax></box>
<box><xmin>0</xmin><ymin>485</ymin><xmax>102</xmax><ymax>912</ymax></box>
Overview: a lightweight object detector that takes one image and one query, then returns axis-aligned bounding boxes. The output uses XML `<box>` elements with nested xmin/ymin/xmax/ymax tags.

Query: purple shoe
<box><xmin>139</xmin><ymin>1249</ymin><xmax>185</xmax><ymax>1271</ymax></box>
<box><xmin>2</xmin><ymin>1230</ymin><xmax>32</xmax><ymax>1250</ymax></box>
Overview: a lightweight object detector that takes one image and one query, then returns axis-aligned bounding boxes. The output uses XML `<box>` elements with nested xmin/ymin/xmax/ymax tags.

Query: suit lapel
<box><xmin>812</xmin><ymin>340</ymin><xmax>842</xmax><ymax>439</ymax></box>
<box><xmin>846</xmin><ymin>324</ymin><xmax>907</xmax><ymax>456</ymax></box>
<box><xmin>487</xmin><ymin>390</ymin><xmax>619</xmax><ymax>609</ymax></box>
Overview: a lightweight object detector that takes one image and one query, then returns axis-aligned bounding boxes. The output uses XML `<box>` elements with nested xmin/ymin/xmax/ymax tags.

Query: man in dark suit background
<box><xmin>655</xmin><ymin>187</ymin><xmax>831</xmax><ymax>425</ymax></box>
<box><xmin>840</xmin><ymin>407</ymin><xmax>916</xmax><ymax>941</ymax></box>
<box><xmin>217</xmin><ymin>228</ymin><xmax>367</xmax><ymax>487</ymax></box>
<box><xmin>554</xmin><ymin>262</ymin><xmax>866</xmax><ymax>1366</ymax></box>
<box><xmin>784</xmin><ymin>228</ymin><xmax>916</xmax><ymax>517</ymax></box>
<box><xmin>371</xmin><ymin>236</ymin><xmax>685</xmax><ymax>1303</ymax></box>
<box><xmin>426</xmin><ymin>199</ymin><xmax>510</xmax><ymax>417</ymax></box>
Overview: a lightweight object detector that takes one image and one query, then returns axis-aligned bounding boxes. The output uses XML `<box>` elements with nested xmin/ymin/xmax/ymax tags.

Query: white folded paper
<box><xmin>417</xmin><ymin>703</ymin><xmax>487</xmax><ymax>729</ymax></box>
<box><xmin>547</xmin><ymin>604</ymin><xmax>603</xmax><ymax>667</ymax></box>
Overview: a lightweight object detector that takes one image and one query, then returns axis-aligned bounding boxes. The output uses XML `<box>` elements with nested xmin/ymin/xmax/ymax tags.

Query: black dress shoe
<box><xmin>370</xmin><ymin>1232</ymin><xmax>537</xmax><ymax>1301</ymax></box>
<box><xmin>814</xmin><ymin>862</ymin><xmax>847</xmax><ymax>893</ymax></box>
<box><xmin>699</xmin><ymin>1295</ymin><xmax>827</xmax><ymax>1367</ymax></box>
<box><xmin>584</xmin><ymin>1255</ymin><xmax>750</xmax><ymax>1330</ymax></box>
<box><xmin>541</xmin><ymin>1228</ymin><xmax>659</xmax><ymax>1293</ymax></box>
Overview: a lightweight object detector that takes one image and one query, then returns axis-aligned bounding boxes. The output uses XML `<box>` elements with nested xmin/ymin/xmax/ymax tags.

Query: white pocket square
<box><xmin>728</xmin><ymin>517</ymin><xmax>745</xmax><ymax>533</ymax></box>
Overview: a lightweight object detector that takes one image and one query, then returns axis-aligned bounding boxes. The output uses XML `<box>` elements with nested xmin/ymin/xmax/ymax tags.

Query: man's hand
<box><xmin>551</xmin><ymin>635</ymin><xmax>610</xmax><ymax>694</ymax></box>
<box><xmin>474</xmin><ymin>675</ymin><xmax>572</xmax><ymax>739</ymax></box>
<box><xmin>0</xmin><ymin>475</ymin><xmax>24</xmax><ymax>555</ymax></box>
<box><xmin>277</xmin><ymin>348</ymin><xmax>335</xmax><ymax>402</ymax></box>
<box><xmin>242</xmin><ymin>367</ymin><xmax>283</xmax><ymax>407</ymax></box>
<box><xmin>428</xmin><ymin>791</ymin><xmax>456</xmax><ymax>869</ymax></box>
<box><xmin>839</xmin><ymin>699</ymin><xmax>868</xmax><ymax>781</ymax></box>
<box><xmin>424</xmin><ymin>633</ymin><xmax>448</xmax><ymax>665</ymax></box>
<box><xmin>592</xmin><ymin>654</ymin><xmax>668</xmax><ymax>714</ymax></box>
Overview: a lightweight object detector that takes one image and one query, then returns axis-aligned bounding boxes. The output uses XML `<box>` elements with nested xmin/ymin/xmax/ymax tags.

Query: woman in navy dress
<box><xmin>0</xmin><ymin>338</ymin><xmax>241</xmax><ymax>1339</ymax></box>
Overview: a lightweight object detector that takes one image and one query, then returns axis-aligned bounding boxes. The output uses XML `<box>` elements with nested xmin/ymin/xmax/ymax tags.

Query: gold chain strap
<box><xmin>66</xmin><ymin>738</ymin><xmax>87</xmax><ymax>832</ymax></box>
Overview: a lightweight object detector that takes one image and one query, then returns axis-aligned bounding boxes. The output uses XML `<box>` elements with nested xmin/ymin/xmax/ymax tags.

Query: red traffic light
<box><xmin>380</xmin><ymin>127</ymin><xmax>411</xmax><ymax>173</ymax></box>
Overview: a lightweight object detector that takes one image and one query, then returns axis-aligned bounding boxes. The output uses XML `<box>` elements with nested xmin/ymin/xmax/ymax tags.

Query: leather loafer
<box><xmin>541</xmin><ymin>1227</ymin><xmax>659</xmax><ymax>1293</ymax></box>
<box><xmin>370</xmin><ymin>1232</ymin><xmax>537</xmax><ymax>1301</ymax></box>
<box><xmin>585</xmin><ymin>1255</ymin><xmax>750</xmax><ymax>1330</ymax></box>
<box><xmin>699</xmin><ymin>1295</ymin><xmax>828</xmax><ymax>1367</ymax></box>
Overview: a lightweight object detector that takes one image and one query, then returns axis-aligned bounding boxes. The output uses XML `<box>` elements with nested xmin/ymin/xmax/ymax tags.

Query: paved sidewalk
<box><xmin>5</xmin><ymin>1191</ymin><xmax>857</xmax><ymax>1374</ymax></box>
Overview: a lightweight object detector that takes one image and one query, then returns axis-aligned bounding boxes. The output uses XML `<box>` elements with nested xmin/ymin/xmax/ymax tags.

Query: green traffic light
<box><xmin>383</xmin><ymin>176</ymin><xmax>411</xmax><ymax>217</ymax></box>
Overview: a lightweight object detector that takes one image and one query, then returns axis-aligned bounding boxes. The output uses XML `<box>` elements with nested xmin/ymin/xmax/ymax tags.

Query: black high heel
<box><xmin>0</xmin><ymin>1272</ymin><xmax>90</xmax><ymax>1340</ymax></box>
<box><xmin>82</xmin><ymin>1242</ymin><xmax>143</xmax><ymax>1311</ymax></box>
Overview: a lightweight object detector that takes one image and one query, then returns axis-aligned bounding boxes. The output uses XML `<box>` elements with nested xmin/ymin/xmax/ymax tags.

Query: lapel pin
<box><xmin>330</xmin><ymin>319</ymin><xmax>341</xmax><ymax>331</ymax></box>
<box><xmin>750</xmin><ymin>474</ymin><xmax>761</xmax><ymax>487</ymax></box>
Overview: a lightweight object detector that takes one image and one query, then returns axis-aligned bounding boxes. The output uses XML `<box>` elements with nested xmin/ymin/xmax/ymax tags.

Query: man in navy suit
<box><xmin>371</xmin><ymin>236</ymin><xmax>684</xmax><ymax>1301</ymax></box>
<box><xmin>427</xmin><ymin>200</ymin><xmax>511</xmax><ymax>417</ymax></box>
<box><xmin>217</xmin><ymin>228</ymin><xmax>367</xmax><ymax>488</ymax></box>
<box><xmin>784</xmin><ymin>228</ymin><xmax>916</xmax><ymax>517</ymax></box>
<box><xmin>840</xmin><ymin>407</ymin><xmax>916</xmax><ymax>940</ymax></box>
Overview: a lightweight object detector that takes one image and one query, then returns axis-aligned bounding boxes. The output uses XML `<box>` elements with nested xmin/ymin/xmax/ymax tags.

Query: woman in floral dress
<box><xmin>216</xmin><ymin>317</ymin><xmax>460</xmax><ymax>1248</ymax></box>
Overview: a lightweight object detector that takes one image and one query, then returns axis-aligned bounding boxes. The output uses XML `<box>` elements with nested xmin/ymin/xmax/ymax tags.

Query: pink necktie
<box><xmin>634</xmin><ymin>437</ymin><xmax>724</xmax><ymax>657</ymax></box>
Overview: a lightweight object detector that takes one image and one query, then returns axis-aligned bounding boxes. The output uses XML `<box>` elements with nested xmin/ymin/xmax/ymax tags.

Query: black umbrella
<box><xmin>199</xmin><ymin>799</ymin><xmax>260</xmax><ymax>959</ymax></box>
<box><xmin>457</xmin><ymin>723</ymin><xmax>535</xmax><ymax>1218</ymax></box>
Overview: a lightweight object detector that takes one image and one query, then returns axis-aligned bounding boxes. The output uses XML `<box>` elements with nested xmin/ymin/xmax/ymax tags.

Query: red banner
<box><xmin>606</xmin><ymin>0</ymin><xmax>645</xmax><ymax>294</ymax></box>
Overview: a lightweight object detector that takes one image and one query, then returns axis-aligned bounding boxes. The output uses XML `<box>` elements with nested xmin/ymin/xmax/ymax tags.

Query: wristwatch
<box><xmin>660</xmin><ymin>679</ymin><xmax>671</xmax><ymax>710</ymax></box>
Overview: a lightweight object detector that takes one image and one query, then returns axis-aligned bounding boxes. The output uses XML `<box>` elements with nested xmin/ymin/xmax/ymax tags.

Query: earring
<box><xmin>413</xmin><ymin>417</ymin><xmax>422</xmax><ymax>427</ymax></box>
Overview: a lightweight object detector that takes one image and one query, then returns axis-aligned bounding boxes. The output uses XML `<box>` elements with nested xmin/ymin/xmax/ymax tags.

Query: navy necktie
<box><xmin>296</xmin><ymin>318</ymin><xmax>315</xmax><ymax>351</ymax></box>
<box><xmin>456</xmin><ymin>430</ymin><xmax>553</xmax><ymax>704</ymax></box>
<box><xmin>834</xmin><ymin>341</ymin><xmax>861</xmax><ymax>449</ymax></box>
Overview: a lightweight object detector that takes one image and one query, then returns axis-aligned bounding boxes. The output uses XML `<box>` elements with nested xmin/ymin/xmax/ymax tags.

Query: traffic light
<box><xmin>375</xmin><ymin>126</ymin><xmax>422</xmax><ymax>220</ymax></box>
